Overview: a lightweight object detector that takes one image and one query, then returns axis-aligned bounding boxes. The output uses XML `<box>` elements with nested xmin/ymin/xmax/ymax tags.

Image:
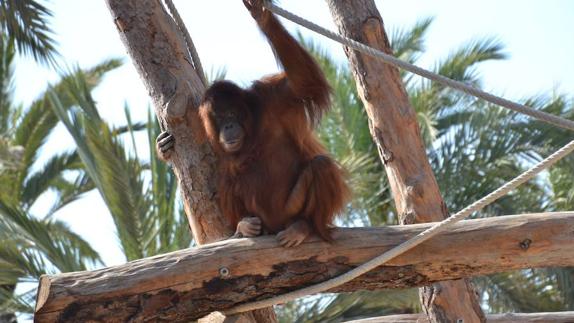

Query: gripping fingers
<box><xmin>159</xmin><ymin>139</ymin><xmax>174</xmax><ymax>152</ymax></box>
<box><xmin>157</xmin><ymin>131</ymin><xmax>170</xmax><ymax>141</ymax></box>
<box><xmin>242</xmin><ymin>0</ymin><xmax>265</xmax><ymax>20</ymax></box>
<box><xmin>157</xmin><ymin>133</ymin><xmax>175</xmax><ymax>152</ymax></box>
<box><xmin>242</xmin><ymin>0</ymin><xmax>252</xmax><ymax>10</ymax></box>
<box><xmin>244</xmin><ymin>216</ymin><xmax>261</xmax><ymax>225</ymax></box>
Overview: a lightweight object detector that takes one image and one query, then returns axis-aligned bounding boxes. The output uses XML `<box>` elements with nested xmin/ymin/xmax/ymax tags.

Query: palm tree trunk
<box><xmin>326</xmin><ymin>1</ymin><xmax>485</xmax><ymax>322</ymax></box>
<box><xmin>103</xmin><ymin>0</ymin><xmax>276</xmax><ymax>321</ymax></box>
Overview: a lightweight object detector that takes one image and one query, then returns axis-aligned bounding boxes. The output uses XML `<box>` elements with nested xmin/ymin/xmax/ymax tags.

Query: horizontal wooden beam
<box><xmin>347</xmin><ymin>312</ymin><xmax>574</xmax><ymax>322</ymax></box>
<box><xmin>35</xmin><ymin>212</ymin><xmax>574</xmax><ymax>322</ymax></box>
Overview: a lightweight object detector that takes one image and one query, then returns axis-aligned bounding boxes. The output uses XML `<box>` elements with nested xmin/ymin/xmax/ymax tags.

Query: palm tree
<box><xmin>277</xmin><ymin>17</ymin><xmax>573</xmax><ymax>322</ymax></box>
<box><xmin>0</xmin><ymin>0</ymin><xmax>59</xmax><ymax>66</ymax></box>
<box><xmin>0</xmin><ymin>36</ymin><xmax>121</xmax><ymax>319</ymax></box>
<box><xmin>49</xmin><ymin>72</ymin><xmax>192</xmax><ymax>261</ymax></box>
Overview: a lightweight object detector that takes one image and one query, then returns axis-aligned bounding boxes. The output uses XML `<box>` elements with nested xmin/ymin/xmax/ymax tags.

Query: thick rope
<box><xmin>263</xmin><ymin>2</ymin><xmax>574</xmax><ymax>132</ymax></box>
<box><xmin>226</xmin><ymin>138</ymin><xmax>574</xmax><ymax>314</ymax></box>
<box><xmin>164</xmin><ymin>0</ymin><xmax>207</xmax><ymax>87</ymax></box>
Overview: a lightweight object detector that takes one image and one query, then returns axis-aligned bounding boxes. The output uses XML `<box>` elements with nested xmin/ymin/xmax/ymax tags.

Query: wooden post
<box><xmin>34</xmin><ymin>212</ymin><xmax>574</xmax><ymax>322</ymax></box>
<box><xmin>102</xmin><ymin>0</ymin><xmax>275</xmax><ymax>321</ymax></box>
<box><xmin>326</xmin><ymin>1</ymin><xmax>486</xmax><ymax>322</ymax></box>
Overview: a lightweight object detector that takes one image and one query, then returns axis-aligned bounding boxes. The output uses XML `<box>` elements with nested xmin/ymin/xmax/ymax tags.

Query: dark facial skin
<box><xmin>214</xmin><ymin>110</ymin><xmax>246</xmax><ymax>153</ymax></box>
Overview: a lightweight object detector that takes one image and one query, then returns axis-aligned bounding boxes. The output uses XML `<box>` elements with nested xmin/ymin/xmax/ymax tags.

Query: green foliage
<box><xmin>279</xmin><ymin>290</ymin><xmax>420</xmax><ymax>323</ymax></box>
<box><xmin>0</xmin><ymin>203</ymin><xmax>101</xmax><ymax>276</ymax></box>
<box><xmin>49</xmin><ymin>69</ymin><xmax>191</xmax><ymax>261</ymax></box>
<box><xmin>475</xmin><ymin>271</ymin><xmax>563</xmax><ymax>312</ymax></box>
<box><xmin>1</xmin><ymin>4</ymin><xmax>573</xmax><ymax>319</ymax></box>
<box><xmin>0</xmin><ymin>0</ymin><xmax>59</xmax><ymax>66</ymax></box>
<box><xmin>0</xmin><ymin>54</ymin><xmax>120</xmax><ymax>315</ymax></box>
<box><xmin>279</xmin><ymin>16</ymin><xmax>574</xmax><ymax>322</ymax></box>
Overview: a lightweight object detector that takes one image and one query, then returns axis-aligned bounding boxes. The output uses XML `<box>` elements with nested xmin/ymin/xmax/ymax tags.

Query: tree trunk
<box><xmin>326</xmin><ymin>1</ymin><xmax>485</xmax><ymax>322</ymax></box>
<box><xmin>34</xmin><ymin>212</ymin><xmax>574</xmax><ymax>322</ymax></box>
<box><xmin>102</xmin><ymin>0</ymin><xmax>275</xmax><ymax>321</ymax></box>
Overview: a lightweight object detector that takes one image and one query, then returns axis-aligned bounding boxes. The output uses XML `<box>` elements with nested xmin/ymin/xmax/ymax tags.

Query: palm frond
<box><xmin>0</xmin><ymin>241</ymin><xmax>44</xmax><ymax>284</ymax></box>
<box><xmin>475</xmin><ymin>272</ymin><xmax>563</xmax><ymax>312</ymax></box>
<box><xmin>390</xmin><ymin>17</ymin><xmax>433</xmax><ymax>63</ymax></box>
<box><xmin>431</xmin><ymin>104</ymin><xmax>548</xmax><ymax>214</ymax></box>
<box><xmin>0</xmin><ymin>286</ymin><xmax>36</xmax><ymax>316</ymax></box>
<box><xmin>87</xmin><ymin>120</ymin><xmax>151</xmax><ymax>260</ymax></box>
<box><xmin>50</xmin><ymin>91</ymin><xmax>145</xmax><ymax>260</ymax></box>
<box><xmin>45</xmin><ymin>172</ymin><xmax>94</xmax><ymax>219</ymax></box>
<box><xmin>548</xmin><ymin>268</ymin><xmax>574</xmax><ymax>309</ymax></box>
<box><xmin>11</xmin><ymin>59</ymin><xmax>122</xmax><ymax>202</ymax></box>
<box><xmin>206</xmin><ymin>66</ymin><xmax>227</xmax><ymax>84</ymax></box>
<box><xmin>0</xmin><ymin>201</ymin><xmax>101</xmax><ymax>273</ymax></box>
<box><xmin>277</xmin><ymin>290</ymin><xmax>419</xmax><ymax>323</ymax></box>
<box><xmin>20</xmin><ymin>151</ymin><xmax>78</xmax><ymax>209</ymax></box>
<box><xmin>435</xmin><ymin>37</ymin><xmax>507</xmax><ymax>88</ymax></box>
<box><xmin>0</xmin><ymin>0</ymin><xmax>59</xmax><ymax>66</ymax></box>
<box><xmin>48</xmin><ymin>69</ymin><xmax>188</xmax><ymax>260</ymax></box>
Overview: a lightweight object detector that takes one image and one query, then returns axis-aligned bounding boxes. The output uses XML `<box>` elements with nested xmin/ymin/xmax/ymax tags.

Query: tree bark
<box><xmin>101</xmin><ymin>0</ymin><xmax>275</xmax><ymax>321</ymax></box>
<box><xmin>346</xmin><ymin>312</ymin><xmax>574</xmax><ymax>323</ymax></box>
<box><xmin>326</xmin><ymin>1</ymin><xmax>485</xmax><ymax>322</ymax></box>
<box><xmin>34</xmin><ymin>212</ymin><xmax>574</xmax><ymax>322</ymax></box>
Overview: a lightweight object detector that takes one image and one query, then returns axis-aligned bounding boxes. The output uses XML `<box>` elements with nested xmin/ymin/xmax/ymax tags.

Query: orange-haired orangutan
<box><xmin>156</xmin><ymin>0</ymin><xmax>349</xmax><ymax>247</ymax></box>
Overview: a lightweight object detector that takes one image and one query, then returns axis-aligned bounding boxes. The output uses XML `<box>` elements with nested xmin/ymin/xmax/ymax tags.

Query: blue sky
<box><xmin>13</xmin><ymin>0</ymin><xmax>574</xmax><ymax>266</ymax></box>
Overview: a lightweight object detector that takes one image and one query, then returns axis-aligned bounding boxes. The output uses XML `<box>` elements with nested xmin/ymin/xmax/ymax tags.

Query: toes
<box><xmin>276</xmin><ymin>232</ymin><xmax>287</xmax><ymax>244</ymax></box>
<box><xmin>276</xmin><ymin>231</ymin><xmax>305</xmax><ymax>248</ymax></box>
<box><xmin>286</xmin><ymin>235</ymin><xmax>303</xmax><ymax>248</ymax></box>
<box><xmin>278</xmin><ymin>237</ymin><xmax>290</xmax><ymax>248</ymax></box>
<box><xmin>291</xmin><ymin>237</ymin><xmax>304</xmax><ymax>247</ymax></box>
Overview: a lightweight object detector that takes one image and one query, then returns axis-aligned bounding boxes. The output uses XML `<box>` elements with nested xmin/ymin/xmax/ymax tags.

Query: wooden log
<box><xmin>34</xmin><ymin>212</ymin><xmax>574</xmax><ymax>322</ymax></box>
<box><xmin>325</xmin><ymin>1</ymin><xmax>485</xmax><ymax>322</ymax></box>
<box><xmin>102</xmin><ymin>0</ymin><xmax>275</xmax><ymax>321</ymax></box>
<box><xmin>346</xmin><ymin>312</ymin><xmax>574</xmax><ymax>323</ymax></box>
